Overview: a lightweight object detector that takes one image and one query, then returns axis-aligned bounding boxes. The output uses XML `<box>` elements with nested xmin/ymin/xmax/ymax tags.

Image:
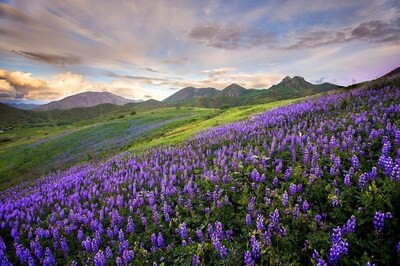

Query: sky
<box><xmin>0</xmin><ymin>0</ymin><xmax>399</xmax><ymax>103</ymax></box>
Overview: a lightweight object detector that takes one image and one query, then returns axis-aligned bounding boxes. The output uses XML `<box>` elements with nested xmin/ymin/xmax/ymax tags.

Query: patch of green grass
<box><xmin>0</xmin><ymin>99</ymin><xmax>299</xmax><ymax>191</ymax></box>
<box><xmin>129</xmin><ymin>98</ymin><xmax>299</xmax><ymax>152</ymax></box>
<box><xmin>0</xmin><ymin>107</ymin><xmax>217</xmax><ymax>190</ymax></box>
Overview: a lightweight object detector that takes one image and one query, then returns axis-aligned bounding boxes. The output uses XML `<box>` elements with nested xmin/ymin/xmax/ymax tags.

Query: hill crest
<box><xmin>36</xmin><ymin>91</ymin><xmax>135</xmax><ymax>111</ymax></box>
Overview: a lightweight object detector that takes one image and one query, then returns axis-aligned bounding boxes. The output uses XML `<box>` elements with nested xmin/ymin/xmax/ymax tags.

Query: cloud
<box><xmin>285</xmin><ymin>17</ymin><xmax>400</xmax><ymax>50</ymax></box>
<box><xmin>314</xmin><ymin>77</ymin><xmax>326</xmax><ymax>84</ymax></box>
<box><xmin>0</xmin><ymin>79</ymin><xmax>18</xmax><ymax>98</ymax></box>
<box><xmin>162</xmin><ymin>58</ymin><xmax>188</xmax><ymax>64</ymax></box>
<box><xmin>201</xmin><ymin>67</ymin><xmax>236</xmax><ymax>77</ymax></box>
<box><xmin>188</xmin><ymin>15</ymin><xmax>400</xmax><ymax>51</ymax></box>
<box><xmin>141</xmin><ymin>67</ymin><xmax>161</xmax><ymax>73</ymax></box>
<box><xmin>0</xmin><ymin>3</ymin><xmax>36</xmax><ymax>24</ymax></box>
<box><xmin>0</xmin><ymin>0</ymin><xmax>398</xmax><ymax>93</ymax></box>
<box><xmin>351</xmin><ymin>19</ymin><xmax>400</xmax><ymax>42</ymax></box>
<box><xmin>107</xmin><ymin>69</ymin><xmax>283</xmax><ymax>90</ymax></box>
<box><xmin>188</xmin><ymin>23</ymin><xmax>275</xmax><ymax>50</ymax></box>
<box><xmin>13</xmin><ymin>51</ymin><xmax>81</xmax><ymax>66</ymax></box>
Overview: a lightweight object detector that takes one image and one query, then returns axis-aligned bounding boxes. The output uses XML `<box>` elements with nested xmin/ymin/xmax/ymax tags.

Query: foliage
<box><xmin>0</xmin><ymin>85</ymin><xmax>399</xmax><ymax>265</ymax></box>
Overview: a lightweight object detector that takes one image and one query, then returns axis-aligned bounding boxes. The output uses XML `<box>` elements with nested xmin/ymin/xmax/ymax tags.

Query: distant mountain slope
<box><xmin>36</xmin><ymin>91</ymin><xmax>135</xmax><ymax>111</ymax></box>
<box><xmin>0</xmin><ymin>103</ymin><xmax>125</xmax><ymax>128</ymax></box>
<box><xmin>0</xmin><ymin>103</ymin><xmax>39</xmax><ymax>128</ymax></box>
<box><xmin>261</xmin><ymin>76</ymin><xmax>339</xmax><ymax>99</ymax></box>
<box><xmin>163</xmin><ymin>87</ymin><xmax>219</xmax><ymax>102</ymax></box>
<box><xmin>382</xmin><ymin>66</ymin><xmax>400</xmax><ymax>78</ymax></box>
<box><xmin>163</xmin><ymin>77</ymin><xmax>340</xmax><ymax>108</ymax></box>
<box><xmin>5</xmin><ymin>103</ymin><xmax>41</xmax><ymax>110</ymax></box>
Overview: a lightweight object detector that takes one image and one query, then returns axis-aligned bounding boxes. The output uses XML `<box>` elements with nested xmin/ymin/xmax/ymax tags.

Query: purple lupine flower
<box><xmin>315</xmin><ymin>214</ymin><xmax>322</xmax><ymax>224</ymax></box>
<box><xmin>115</xmin><ymin>257</ymin><xmax>123</xmax><ymax>266</ymax></box>
<box><xmin>251</xmin><ymin>169</ymin><xmax>260</xmax><ymax>182</ymax></box>
<box><xmin>43</xmin><ymin>247</ymin><xmax>56</xmax><ymax>266</ymax></box>
<box><xmin>312</xmin><ymin>250</ymin><xmax>327</xmax><ymax>266</ymax></box>
<box><xmin>225</xmin><ymin>230</ymin><xmax>233</xmax><ymax>241</ymax></box>
<box><xmin>244</xmin><ymin>251</ymin><xmax>254</xmax><ymax>266</ymax></box>
<box><xmin>269</xmin><ymin>209</ymin><xmax>280</xmax><ymax>227</ymax></box>
<box><xmin>302</xmin><ymin>200</ymin><xmax>309</xmax><ymax>213</ymax></box>
<box><xmin>250</xmin><ymin>235</ymin><xmax>260</xmax><ymax>259</ymax></box>
<box><xmin>330</xmin><ymin>136</ymin><xmax>338</xmax><ymax>149</ymax></box>
<box><xmin>248</xmin><ymin>197</ymin><xmax>256</xmax><ymax>213</ymax></box>
<box><xmin>157</xmin><ymin>232</ymin><xmax>164</xmax><ymax>248</ymax></box>
<box><xmin>60</xmin><ymin>236</ymin><xmax>69</xmax><ymax>255</ymax></box>
<box><xmin>284</xmin><ymin>167</ymin><xmax>293</xmax><ymax>182</ymax></box>
<box><xmin>275</xmin><ymin>161</ymin><xmax>282</xmax><ymax>173</ymax></box>
<box><xmin>196</xmin><ymin>229</ymin><xmax>204</xmax><ymax>242</ymax></box>
<box><xmin>246</xmin><ymin>213</ymin><xmax>252</xmax><ymax>227</ymax></box>
<box><xmin>369</xmin><ymin>129</ymin><xmax>378</xmax><ymax>139</ymax></box>
<box><xmin>126</xmin><ymin>216</ymin><xmax>135</xmax><ymax>233</ymax></box>
<box><xmin>378</xmin><ymin>155</ymin><xmax>393</xmax><ymax>176</ymax></box>
<box><xmin>77</xmin><ymin>228</ymin><xmax>84</xmax><ymax>243</ymax></box>
<box><xmin>358</xmin><ymin>174</ymin><xmax>366</xmax><ymax>189</ymax></box>
<box><xmin>151</xmin><ymin>233</ymin><xmax>157</xmax><ymax>248</ymax></box>
<box><xmin>180</xmin><ymin>223</ymin><xmax>187</xmax><ymax>239</ymax></box>
<box><xmin>215</xmin><ymin>221</ymin><xmax>224</xmax><ymax>239</ymax></box>
<box><xmin>374</xmin><ymin>212</ymin><xmax>393</xmax><ymax>231</ymax></box>
<box><xmin>282</xmin><ymin>190</ymin><xmax>288</xmax><ymax>207</ymax></box>
<box><xmin>94</xmin><ymin>250</ymin><xmax>106</xmax><ymax>266</ymax></box>
<box><xmin>351</xmin><ymin>155</ymin><xmax>360</xmax><ymax>170</ymax></box>
<box><xmin>192</xmin><ymin>254</ymin><xmax>200</xmax><ymax>266</ymax></box>
<box><xmin>122</xmin><ymin>249</ymin><xmax>134</xmax><ymax>264</ymax></box>
<box><xmin>273</xmin><ymin>177</ymin><xmax>279</xmax><ymax>187</ymax></box>
<box><xmin>262</xmin><ymin>229</ymin><xmax>272</xmax><ymax>246</ymax></box>
<box><xmin>332</xmin><ymin>196</ymin><xmax>339</xmax><ymax>208</ymax></box>
<box><xmin>342</xmin><ymin>215</ymin><xmax>356</xmax><ymax>234</ymax></box>
<box><xmin>344</xmin><ymin>174</ymin><xmax>351</xmax><ymax>187</ymax></box>
<box><xmin>391</xmin><ymin>162</ymin><xmax>400</xmax><ymax>181</ymax></box>
<box><xmin>220</xmin><ymin>246</ymin><xmax>227</xmax><ymax>260</ymax></box>
<box><xmin>256</xmin><ymin>213</ymin><xmax>264</xmax><ymax>231</ymax></box>
<box><xmin>293</xmin><ymin>204</ymin><xmax>300</xmax><ymax>220</ymax></box>
<box><xmin>329</xmin><ymin>227</ymin><xmax>348</xmax><ymax>264</ymax></box>
<box><xmin>289</xmin><ymin>183</ymin><xmax>297</xmax><ymax>196</ymax></box>
<box><xmin>297</xmin><ymin>184</ymin><xmax>303</xmax><ymax>193</ymax></box>
<box><xmin>396</xmin><ymin>242</ymin><xmax>400</xmax><ymax>253</ymax></box>
<box><xmin>105</xmin><ymin>246</ymin><xmax>113</xmax><ymax>259</ymax></box>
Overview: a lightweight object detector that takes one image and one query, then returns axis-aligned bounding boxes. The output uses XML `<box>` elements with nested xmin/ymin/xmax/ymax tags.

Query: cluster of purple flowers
<box><xmin>0</xmin><ymin>84</ymin><xmax>399</xmax><ymax>264</ymax></box>
<box><xmin>329</xmin><ymin>227</ymin><xmax>349</xmax><ymax>264</ymax></box>
<box><xmin>373</xmin><ymin>212</ymin><xmax>393</xmax><ymax>232</ymax></box>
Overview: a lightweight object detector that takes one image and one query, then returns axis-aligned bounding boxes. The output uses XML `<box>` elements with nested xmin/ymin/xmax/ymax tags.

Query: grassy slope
<box><xmin>129</xmin><ymin>98</ymin><xmax>299</xmax><ymax>152</ymax></box>
<box><xmin>0</xmin><ymin>107</ymin><xmax>217</xmax><ymax>190</ymax></box>
<box><xmin>0</xmin><ymin>98</ymin><xmax>299</xmax><ymax>190</ymax></box>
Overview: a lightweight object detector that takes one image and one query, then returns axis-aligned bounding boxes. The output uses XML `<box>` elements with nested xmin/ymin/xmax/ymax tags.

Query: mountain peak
<box><xmin>221</xmin><ymin>83</ymin><xmax>247</xmax><ymax>97</ymax></box>
<box><xmin>36</xmin><ymin>91</ymin><xmax>134</xmax><ymax>111</ymax></box>
<box><xmin>224</xmin><ymin>83</ymin><xmax>243</xmax><ymax>89</ymax></box>
<box><xmin>279</xmin><ymin>75</ymin><xmax>308</xmax><ymax>88</ymax></box>
<box><xmin>163</xmin><ymin>86</ymin><xmax>219</xmax><ymax>102</ymax></box>
<box><xmin>292</xmin><ymin>76</ymin><xmax>306</xmax><ymax>81</ymax></box>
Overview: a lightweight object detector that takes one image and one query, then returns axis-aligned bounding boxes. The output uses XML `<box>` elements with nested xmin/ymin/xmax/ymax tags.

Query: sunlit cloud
<box><xmin>0</xmin><ymin>0</ymin><xmax>399</xmax><ymax>102</ymax></box>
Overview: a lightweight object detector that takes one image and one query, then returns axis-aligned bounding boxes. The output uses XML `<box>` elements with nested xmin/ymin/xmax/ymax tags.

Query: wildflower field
<box><xmin>1</xmin><ymin>85</ymin><xmax>399</xmax><ymax>265</ymax></box>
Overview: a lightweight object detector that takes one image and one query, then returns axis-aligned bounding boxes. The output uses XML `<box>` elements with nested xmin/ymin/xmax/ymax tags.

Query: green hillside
<box><xmin>0</xmin><ymin>107</ymin><xmax>217</xmax><ymax>189</ymax></box>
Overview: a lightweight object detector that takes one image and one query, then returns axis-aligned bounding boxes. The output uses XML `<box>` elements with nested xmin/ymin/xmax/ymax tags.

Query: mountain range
<box><xmin>162</xmin><ymin>76</ymin><xmax>339</xmax><ymax>108</ymax></box>
<box><xmin>3</xmin><ymin>76</ymin><xmax>339</xmax><ymax>112</ymax></box>
<box><xmin>36</xmin><ymin>91</ymin><xmax>137</xmax><ymax>111</ymax></box>
<box><xmin>2</xmin><ymin>68</ymin><xmax>399</xmax><ymax>128</ymax></box>
<box><xmin>4</xmin><ymin>103</ymin><xmax>41</xmax><ymax>110</ymax></box>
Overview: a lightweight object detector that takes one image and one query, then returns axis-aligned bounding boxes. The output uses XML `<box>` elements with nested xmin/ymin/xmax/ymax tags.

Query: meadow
<box><xmin>0</xmin><ymin>85</ymin><xmax>399</xmax><ymax>265</ymax></box>
<box><xmin>0</xmin><ymin>107</ymin><xmax>217</xmax><ymax>190</ymax></box>
<box><xmin>0</xmin><ymin>99</ymin><xmax>295</xmax><ymax>190</ymax></box>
